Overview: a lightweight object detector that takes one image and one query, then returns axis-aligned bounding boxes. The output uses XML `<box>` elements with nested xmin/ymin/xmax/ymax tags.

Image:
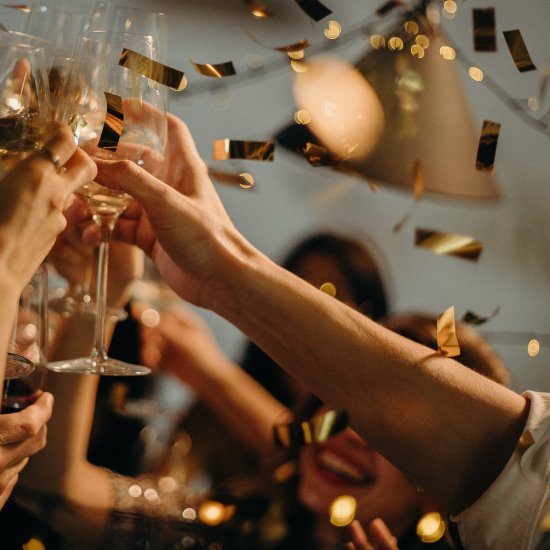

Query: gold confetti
<box><xmin>243</xmin><ymin>0</ymin><xmax>272</xmax><ymax>18</ymax></box>
<box><xmin>528</xmin><ymin>339</ymin><xmax>540</xmax><ymax>357</ymax></box>
<box><xmin>191</xmin><ymin>60</ymin><xmax>236</xmax><ymax>78</ymax></box>
<box><xmin>319</xmin><ymin>282</ymin><xmax>336</xmax><ymax>296</ymax></box>
<box><xmin>476</xmin><ymin>120</ymin><xmax>501</xmax><ymax>172</ymax></box>
<box><xmin>273</xmin><ymin>409</ymin><xmax>348</xmax><ymax>449</ymax></box>
<box><xmin>22</xmin><ymin>539</ymin><xmax>45</xmax><ymax>550</ymax></box>
<box><xmin>415</xmin><ymin>228</ymin><xmax>483</xmax><ymax>262</ymax></box>
<box><xmin>516</xmin><ymin>430</ymin><xmax>535</xmax><ymax>456</ymax></box>
<box><xmin>274</xmin><ymin>39</ymin><xmax>311</xmax><ymax>53</ymax></box>
<box><xmin>461</xmin><ymin>306</ymin><xmax>500</xmax><ymax>326</ymax></box>
<box><xmin>473</xmin><ymin>8</ymin><xmax>496</xmax><ymax>52</ymax></box>
<box><xmin>273</xmin><ymin>460</ymin><xmax>298</xmax><ymax>483</ymax></box>
<box><xmin>294</xmin><ymin>0</ymin><xmax>332</xmax><ymax>22</ymax></box>
<box><xmin>118</xmin><ymin>49</ymin><xmax>186</xmax><ymax>91</ymax></box>
<box><xmin>209</xmin><ymin>169</ymin><xmax>255</xmax><ymax>188</ymax></box>
<box><xmin>213</xmin><ymin>139</ymin><xmax>274</xmax><ymax>161</ymax></box>
<box><xmin>98</xmin><ymin>92</ymin><xmax>124</xmax><ymax>151</ymax></box>
<box><xmin>0</xmin><ymin>4</ymin><xmax>29</xmax><ymax>11</ymax></box>
<box><xmin>437</xmin><ymin>306</ymin><xmax>460</xmax><ymax>357</ymax></box>
<box><xmin>503</xmin><ymin>29</ymin><xmax>536</xmax><ymax>72</ymax></box>
<box><xmin>329</xmin><ymin>495</ymin><xmax>356</xmax><ymax>527</ymax></box>
<box><xmin>469</xmin><ymin>66</ymin><xmax>484</xmax><ymax>81</ymax></box>
<box><xmin>416</xmin><ymin>512</ymin><xmax>446</xmax><ymax>543</ymax></box>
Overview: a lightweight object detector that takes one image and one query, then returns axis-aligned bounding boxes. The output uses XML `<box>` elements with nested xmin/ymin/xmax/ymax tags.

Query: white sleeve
<box><xmin>451</xmin><ymin>391</ymin><xmax>550</xmax><ymax>550</ymax></box>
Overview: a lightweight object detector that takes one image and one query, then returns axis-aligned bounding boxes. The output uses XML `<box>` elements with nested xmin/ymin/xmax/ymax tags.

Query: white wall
<box><xmin>3</xmin><ymin>0</ymin><xmax>549</xmax><ymax>392</ymax></box>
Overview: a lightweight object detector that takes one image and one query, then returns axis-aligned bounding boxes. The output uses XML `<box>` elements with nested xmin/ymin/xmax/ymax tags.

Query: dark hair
<box><xmin>241</xmin><ymin>231</ymin><xmax>389</xmax><ymax>408</ymax></box>
<box><xmin>381</xmin><ymin>312</ymin><xmax>511</xmax><ymax>387</ymax></box>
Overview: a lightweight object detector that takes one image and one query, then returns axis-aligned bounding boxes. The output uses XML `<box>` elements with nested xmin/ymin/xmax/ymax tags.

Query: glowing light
<box><xmin>293</xmin><ymin>55</ymin><xmax>384</xmax><ymax>161</ymax></box>
<box><xmin>238</xmin><ymin>172</ymin><xmax>255</xmax><ymax>189</ymax></box>
<box><xmin>528</xmin><ymin>339</ymin><xmax>540</xmax><ymax>357</ymax></box>
<box><xmin>404</xmin><ymin>20</ymin><xmax>419</xmax><ymax>34</ymax></box>
<box><xmin>140</xmin><ymin>308</ymin><xmax>160</xmax><ymax>327</ymax></box>
<box><xmin>443</xmin><ymin>1</ymin><xmax>457</xmax><ymax>14</ymax></box>
<box><xmin>527</xmin><ymin>97</ymin><xmax>539</xmax><ymax>111</ymax></box>
<box><xmin>410</xmin><ymin>44</ymin><xmax>425</xmax><ymax>59</ymax></box>
<box><xmin>324</xmin><ymin>20</ymin><xmax>342</xmax><ymax>40</ymax></box>
<box><xmin>23</xmin><ymin>539</ymin><xmax>45</xmax><ymax>550</ymax></box>
<box><xmin>469</xmin><ymin>66</ymin><xmax>484</xmax><ymax>81</ymax></box>
<box><xmin>158</xmin><ymin>476</ymin><xmax>179</xmax><ymax>493</ymax></box>
<box><xmin>198</xmin><ymin>500</ymin><xmax>226</xmax><ymax>526</ymax></box>
<box><xmin>370</xmin><ymin>34</ymin><xmax>386</xmax><ymax>49</ymax></box>
<box><xmin>415</xmin><ymin>35</ymin><xmax>430</xmax><ymax>48</ymax></box>
<box><xmin>182</xmin><ymin>507</ymin><xmax>197</xmax><ymax>520</ymax></box>
<box><xmin>290</xmin><ymin>59</ymin><xmax>308</xmax><ymax>73</ymax></box>
<box><xmin>439</xmin><ymin>46</ymin><xmax>456</xmax><ymax>60</ymax></box>
<box><xmin>294</xmin><ymin>109</ymin><xmax>312</xmax><ymax>125</ymax></box>
<box><xmin>388</xmin><ymin>36</ymin><xmax>404</xmax><ymax>51</ymax></box>
<box><xmin>128</xmin><ymin>485</ymin><xmax>142</xmax><ymax>498</ymax></box>
<box><xmin>288</xmin><ymin>49</ymin><xmax>305</xmax><ymax>60</ymax></box>
<box><xmin>320</xmin><ymin>282</ymin><xmax>336</xmax><ymax>297</ymax></box>
<box><xmin>144</xmin><ymin>488</ymin><xmax>160</xmax><ymax>503</ymax></box>
<box><xmin>416</xmin><ymin>512</ymin><xmax>446</xmax><ymax>543</ymax></box>
<box><xmin>329</xmin><ymin>495</ymin><xmax>357</xmax><ymax>526</ymax></box>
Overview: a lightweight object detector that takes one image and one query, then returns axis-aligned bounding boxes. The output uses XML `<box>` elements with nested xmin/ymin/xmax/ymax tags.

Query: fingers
<box><xmin>33</xmin><ymin>123</ymin><xmax>77</xmax><ymax>174</ymax></box>
<box><xmin>346</xmin><ymin>519</ymin><xmax>399</xmax><ymax>550</ymax></box>
<box><xmin>0</xmin><ymin>471</ymin><xmax>20</xmax><ymax>510</ymax></box>
<box><xmin>60</xmin><ymin>147</ymin><xmax>97</xmax><ymax>196</ymax></box>
<box><xmin>0</xmin><ymin>392</ymin><xmax>53</xmax><ymax>446</ymax></box>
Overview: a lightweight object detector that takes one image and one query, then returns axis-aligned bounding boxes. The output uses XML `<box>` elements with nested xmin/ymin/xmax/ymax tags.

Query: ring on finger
<box><xmin>38</xmin><ymin>147</ymin><xmax>62</xmax><ymax>172</ymax></box>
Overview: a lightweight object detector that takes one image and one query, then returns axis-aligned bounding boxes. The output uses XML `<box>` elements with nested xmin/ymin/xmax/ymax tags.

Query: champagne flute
<box><xmin>48</xmin><ymin>30</ymin><xmax>167</xmax><ymax>376</ymax></box>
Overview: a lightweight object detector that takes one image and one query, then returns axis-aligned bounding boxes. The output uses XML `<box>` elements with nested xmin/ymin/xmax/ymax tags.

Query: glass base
<box><xmin>47</xmin><ymin>356</ymin><xmax>150</xmax><ymax>376</ymax></box>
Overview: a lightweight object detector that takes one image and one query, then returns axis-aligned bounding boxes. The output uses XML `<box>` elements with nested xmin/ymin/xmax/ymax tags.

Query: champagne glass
<box><xmin>0</xmin><ymin>35</ymin><xmax>49</xmax><ymax>178</ymax></box>
<box><xmin>48</xmin><ymin>30</ymin><xmax>167</xmax><ymax>376</ymax></box>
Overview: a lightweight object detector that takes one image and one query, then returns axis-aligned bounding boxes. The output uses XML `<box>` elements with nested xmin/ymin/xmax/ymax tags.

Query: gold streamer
<box><xmin>209</xmin><ymin>169</ymin><xmax>255</xmax><ymax>189</ymax></box>
<box><xmin>273</xmin><ymin>409</ymin><xmax>348</xmax><ymax>449</ymax></box>
<box><xmin>213</xmin><ymin>139</ymin><xmax>274</xmax><ymax>161</ymax></box>
<box><xmin>415</xmin><ymin>228</ymin><xmax>483</xmax><ymax>262</ymax></box>
<box><xmin>476</xmin><ymin>120</ymin><xmax>501</xmax><ymax>172</ymax></box>
<box><xmin>294</xmin><ymin>0</ymin><xmax>332</xmax><ymax>22</ymax></box>
<box><xmin>473</xmin><ymin>8</ymin><xmax>496</xmax><ymax>52</ymax></box>
<box><xmin>118</xmin><ymin>48</ymin><xmax>186</xmax><ymax>91</ymax></box>
<box><xmin>191</xmin><ymin>60</ymin><xmax>236</xmax><ymax>78</ymax></box>
<box><xmin>503</xmin><ymin>29</ymin><xmax>537</xmax><ymax>72</ymax></box>
<box><xmin>461</xmin><ymin>306</ymin><xmax>500</xmax><ymax>326</ymax></box>
<box><xmin>98</xmin><ymin>92</ymin><xmax>124</xmax><ymax>151</ymax></box>
<box><xmin>437</xmin><ymin>306</ymin><xmax>460</xmax><ymax>357</ymax></box>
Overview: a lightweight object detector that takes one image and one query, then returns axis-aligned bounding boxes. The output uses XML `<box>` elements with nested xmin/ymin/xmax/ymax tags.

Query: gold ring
<box><xmin>38</xmin><ymin>147</ymin><xmax>62</xmax><ymax>172</ymax></box>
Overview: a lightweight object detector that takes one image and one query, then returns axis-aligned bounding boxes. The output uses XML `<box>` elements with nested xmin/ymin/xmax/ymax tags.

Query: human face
<box><xmin>298</xmin><ymin>420</ymin><xmax>427</xmax><ymax>537</ymax></box>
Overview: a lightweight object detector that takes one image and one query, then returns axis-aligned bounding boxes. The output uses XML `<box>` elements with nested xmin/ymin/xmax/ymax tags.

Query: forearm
<box><xmin>214</xmin><ymin>249</ymin><xmax>529</xmax><ymax>513</ymax></box>
<box><xmin>193</xmin><ymin>358</ymin><xmax>289</xmax><ymax>458</ymax></box>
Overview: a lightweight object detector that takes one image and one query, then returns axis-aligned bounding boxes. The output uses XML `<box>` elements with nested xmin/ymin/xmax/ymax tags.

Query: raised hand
<box><xmin>345</xmin><ymin>519</ymin><xmax>399</xmax><ymax>550</ymax></box>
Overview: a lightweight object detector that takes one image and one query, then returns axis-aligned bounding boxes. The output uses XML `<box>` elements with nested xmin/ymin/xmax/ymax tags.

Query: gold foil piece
<box><xmin>98</xmin><ymin>92</ymin><xmax>124</xmax><ymax>151</ymax></box>
<box><xmin>273</xmin><ymin>409</ymin><xmax>348</xmax><ymax>449</ymax></box>
<box><xmin>244</xmin><ymin>0</ymin><xmax>272</xmax><ymax>18</ymax></box>
<box><xmin>473</xmin><ymin>8</ymin><xmax>496</xmax><ymax>52</ymax></box>
<box><xmin>191</xmin><ymin>60</ymin><xmax>236</xmax><ymax>78</ymax></box>
<box><xmin>213</xmin><ymin>139</ymin><xmax>274</xmax><ymax>161</ymax></box>
<box><xmin>329</xmin><ymin>495</ymin><xmax>357</xmax><ymax>527</ymax></box>
<box><xmin>274</xmin><ymin>39</ymin><xmax>310</xmax><ymax>53</ymax></box>
<box><xmin>393</xmin><ymin>160</ymin><xmax>424</xmax><ymax>233</ymax></box>
<box><xmin>503</xmin><ymin>30</ymin><xmax>537</xmax><ymax>72</ymax></box>
<box><xmin>295</xmin><ymin>0</ymin><xmax>332</xmax><ymax>22</ymax></box>
<box><xmin>302</xmin><ymin>142</ymin><xmax>340</xmax><ymax>166</ymax></box>
<box><xmin>437</xmin><ymin>306</ymin><xmax>460</xmax><ymax>358</ymax></box>
<box><xmin>516</xmin><ymin>430</ymin><xmax>535</xmax><ymax>456</ymax></box>
<box><xmin>461</xmin><ymin>306</ymin><xmax>500</xmax><ymax>326</ymax></box>
<box><xmin>319</xmin><ymin>282</ymin><xmax>336</xmax><ymax>297</ymax></box>
<box><xmin>416</xmin><ymin>512</ymin><xmax>446</xmax><ymax>543</ymax></box>
<box><xmin>0</xmin><ymin>4</ymin><xmax>29</xmax><ymax>11</ymax></box>
<box><xmin>118</xmin><ymin>48</ymin><xmax>186</xmax><ymax>91</ymax></box>
<box><xmin>209</xmin><ymin>169</ymin><xmax>255</xmax><ymax>189</ymax></box>
<box><xmin>476</xmin><ymin>120</ymin><xmax>501</xmax><ymax>172</ymax></box>
<box><xmin>273</xmin><ymin>460</ymin><xmax>298</xmax><ymax>483</ymax></box>
<box><xmin>415</xmin><ymin>228</ymin><xmax>483</xmax><ymax>262</ymax></box>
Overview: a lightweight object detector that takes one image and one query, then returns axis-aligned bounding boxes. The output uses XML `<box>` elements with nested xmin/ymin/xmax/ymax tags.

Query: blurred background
<box><xmin>2</xmin><ymin>0</ymin><xmax>549</xmax><ymax>394</ymax></box>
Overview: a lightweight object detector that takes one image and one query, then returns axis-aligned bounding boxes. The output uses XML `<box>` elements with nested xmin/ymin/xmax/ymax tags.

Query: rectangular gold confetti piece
<box><xmin>437</xmin><ymin>306</ymin><xmax>461</xmax><ymax>357</ymax></box>
<box><xmin>213</xmin><ymin>139</ymin><xmax>274</xmax><ymax>161</ymax></box>
<box><xmin>274</xmin><ymin>39</ymin><xmax>310</xmax><ymax>53</ymax></box>
<box><xmin>476</xmin><ymin>120</ymin><xmax>501</xmax><ymax>172</ymax></box>
<box><xmin>191</xmin><ymin>60</ymin><xmax>236</xmax><ymax>78</ymax></box>
<box><xmin>502</xmin><ymin>29</ymin><xmax>536</xmax><ymax>72</ymax></box>
<box><xmin>472</xmin><ymin>8</ymin><xmax>496</xmax><ymax>52</ymax></box>
<box><xmin>118</xmin><ymin>48</ymin><xmax>186</xmax><ymax>91</ymax></box>
<box><xmin>294</xmin><ymin>0</ymin><xmax>332</xmax><ymax>22</ymax></box>
<box><xmin>415</xmin><ymin>228</ymin><xmax>483</xmax><ymax>262</ymax></box>
<box><xmin>98</xmin><ymin>92</ymin><xmax>124</xmax><ymax>151</ymax></box>
<box><xmin>461</xmin><ymin>306</ymin><xmax>499</xmax><ymax>326</ymax></box>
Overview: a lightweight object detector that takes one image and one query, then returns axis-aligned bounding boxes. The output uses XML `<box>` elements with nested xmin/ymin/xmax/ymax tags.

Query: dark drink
<box><xmin>1</xmin><ymin>377</ymin><xmax>38</xmax><ymax>414</ymax></box>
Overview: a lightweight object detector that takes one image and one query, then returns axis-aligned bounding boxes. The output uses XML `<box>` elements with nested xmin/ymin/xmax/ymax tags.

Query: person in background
<box><xmin>91</xmin><ymin>112</ymin><xmax>547</xmax><ymax>549</ymax></box>
<box><xmin>0</xmin><ymin>122</ymin><xmax>96</xmax><ymax>509</ymax></box>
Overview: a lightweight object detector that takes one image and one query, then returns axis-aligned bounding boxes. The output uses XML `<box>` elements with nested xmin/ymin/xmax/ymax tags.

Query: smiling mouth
<box><xmin>315</xmin><ymin>447</ymin><xmax>373</xmax><ymax>485</ymax></box>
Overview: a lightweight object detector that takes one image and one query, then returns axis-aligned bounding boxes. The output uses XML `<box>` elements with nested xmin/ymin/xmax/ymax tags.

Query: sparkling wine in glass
<box><xmin>48</xmin><ymin>30</ymin><xmax>167</xmax><ymax>376</ymax></box>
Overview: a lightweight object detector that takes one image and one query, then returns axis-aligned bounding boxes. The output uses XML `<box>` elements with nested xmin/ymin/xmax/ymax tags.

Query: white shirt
<box><xmin>453</xmin><ymin>391</ymin><xmax>550</xmax><ymax>549</ymax></box>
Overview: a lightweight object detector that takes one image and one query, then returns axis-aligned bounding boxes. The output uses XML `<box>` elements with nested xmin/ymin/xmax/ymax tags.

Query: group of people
<box><xmin>0</xmin><ymin>115</ymin><xmax>548</xmax><ymax>549</ymax></box>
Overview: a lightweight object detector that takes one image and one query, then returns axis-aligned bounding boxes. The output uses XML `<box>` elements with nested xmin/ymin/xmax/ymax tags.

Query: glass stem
<box><xmin>91</xmin><ymin>213</ymin><xmax>119</xmax><ymax>370</ymax></box>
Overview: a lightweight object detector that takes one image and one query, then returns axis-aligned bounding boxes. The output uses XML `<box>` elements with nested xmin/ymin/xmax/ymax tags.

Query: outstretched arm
<box><xmin>93</xmin><ymin>114</ymin><xmax>528</xmax><ymax>515</ymax></box>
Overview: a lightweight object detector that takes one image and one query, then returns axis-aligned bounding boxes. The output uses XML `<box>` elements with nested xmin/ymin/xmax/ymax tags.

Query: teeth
<box><xmin>317</xmin><ymin>448</ymin><xmax>367</xmax><ymax>484</ymax></box>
